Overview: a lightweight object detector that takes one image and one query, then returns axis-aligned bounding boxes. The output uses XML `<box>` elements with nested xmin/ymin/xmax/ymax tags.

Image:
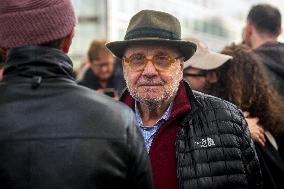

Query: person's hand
<box><xmin>113</xmin><ymin>94</ymin><xmax>119</xmax><ymax>101</ymax></box>
<box><xmin>96</xmin><ymin>88</ymin><xmax>104</xmax><ymax>94</ymax></box>
<box><xmin>243</xmin><ymin>111</ymin><xmax>266</xmax><ymax>147</ymax></box>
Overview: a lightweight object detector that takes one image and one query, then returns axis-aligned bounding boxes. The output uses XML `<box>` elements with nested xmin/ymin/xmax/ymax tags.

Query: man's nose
<box><xmin>141</xmin><ymin>60</ymin><xmax>158</xmax><ymax>77</ymax></box>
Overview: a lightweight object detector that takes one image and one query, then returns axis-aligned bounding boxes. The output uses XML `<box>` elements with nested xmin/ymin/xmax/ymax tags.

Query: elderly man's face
<box><xmin>123</xmin><ymin>44</ymin><xmax>184</xmax><ymax>106</ymax></box>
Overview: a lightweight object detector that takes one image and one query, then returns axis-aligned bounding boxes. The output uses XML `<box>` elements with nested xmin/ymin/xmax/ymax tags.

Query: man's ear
<box><xmin>205</xmin><ymin>71</ymin><xmax>218</xmax><ymax>84</ymax></box>
<box><xmin>62</xmin><ymin>28</ymin><xmax>75</xmax><ymax>53</ymax></box>
<box><xmin>246</xmin><ymin>22</ymin><xmax>253</xmax><ymax>36</ymax></box>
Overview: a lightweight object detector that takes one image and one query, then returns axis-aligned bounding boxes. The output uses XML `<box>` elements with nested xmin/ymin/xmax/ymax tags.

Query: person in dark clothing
<box><xmin>243</xmin><ymin>4</ymin><xmax>284</xmax><ymax>97</ymax></box>
<box><xmin>0</xmin><ymin>1</ymin><xmax>153</xmax><ymax>189</ymax></box>
<box><xmin>107</xmin><ymin>10</ymin><xmax>262</xmax><ymax>189</ymax></box>
<box><xmin>253</xmin><ymin>42</ymin><xmax>284</xmax><ymax>97</ymax></box>
<box><xmin>242</xmin><ymin>5</ymin><xmax>284</xmax><ymax>188</ymax></box>
<box><xmin>78</xmin><ymin>40</ymin><xmax>126</xmax><ymax>98</ymax></box>
<box><xmin>185</xmin><ymin>43</ymin><xmax>284</xmax><ymax>189</ymax></box>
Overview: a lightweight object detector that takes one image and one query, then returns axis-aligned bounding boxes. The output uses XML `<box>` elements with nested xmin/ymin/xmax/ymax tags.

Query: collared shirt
<box><xmin>135</xmin><ymin>101</ymin><xmax>173</xmax><ymax>153</ymax></box>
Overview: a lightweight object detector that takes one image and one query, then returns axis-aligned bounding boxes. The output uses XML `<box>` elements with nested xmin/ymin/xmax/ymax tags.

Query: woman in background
<box><xmin>185</xmin><ymin>43</ymin><xmax>284</xmax><ymax>189</ymax></box>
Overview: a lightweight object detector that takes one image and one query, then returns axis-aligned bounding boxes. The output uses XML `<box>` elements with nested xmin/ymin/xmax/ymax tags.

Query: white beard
<box><xmin>125</xmin><ymin>70</ymin><xmax>183</xmax><ymax>107</ymax></box>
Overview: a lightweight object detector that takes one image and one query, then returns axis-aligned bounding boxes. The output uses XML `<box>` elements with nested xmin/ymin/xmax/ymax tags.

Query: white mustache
<box><xmin>137</xmin><ymin>78</ymin><xmax>165</xmax><ymax>86</ymax></box>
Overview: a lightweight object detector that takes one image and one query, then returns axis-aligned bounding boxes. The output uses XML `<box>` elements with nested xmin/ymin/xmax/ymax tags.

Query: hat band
<box><xmin>124</xmin><ymin>27</ymin><xmax>180</xmax><ymax>40</ymax></box>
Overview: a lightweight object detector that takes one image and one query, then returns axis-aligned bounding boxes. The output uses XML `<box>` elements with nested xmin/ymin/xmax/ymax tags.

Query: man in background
<box><xmin>78</xmin><ymin>40</ymin><xmax>125</xmax><ymax>97</ymax></box>
<box><xmin>243</xmin><ymin>4</ymin><xmax>284</xmax><ymax>97</ymax></box>
<box><xmin>0</xmin><ymin>0</ymin><xmax>153</xmax><ymax>188</ymax></box>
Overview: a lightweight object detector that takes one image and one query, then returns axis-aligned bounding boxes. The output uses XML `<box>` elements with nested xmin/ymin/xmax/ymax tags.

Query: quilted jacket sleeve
<box><xmin>237</xmin><ymin>110</ymin><xmax>263</xmax><ymax>189</ymax></box>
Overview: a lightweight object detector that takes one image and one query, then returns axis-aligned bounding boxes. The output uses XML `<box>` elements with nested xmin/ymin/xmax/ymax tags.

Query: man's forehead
<box><xmin>124</xmin><ymin>43</ymin><xmax>179</xmax><ymax>54</ymax></box>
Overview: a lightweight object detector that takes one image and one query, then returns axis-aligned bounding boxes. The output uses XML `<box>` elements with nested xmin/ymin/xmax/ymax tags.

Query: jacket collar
<box><xmin>120</xmin><ymin>80</ymin><xmax>202</xmax><ymax>121</ymax></box>
<box><xmin>3</xmin><ymin>45</ymin><xmax>74</xmax><ymax>80</ymax></box>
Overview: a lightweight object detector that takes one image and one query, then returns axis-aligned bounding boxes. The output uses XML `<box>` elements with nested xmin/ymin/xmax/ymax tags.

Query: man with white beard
<box><xmin>107</xmin><ymin>10</ymin><xmax>262</xmax><ymax>189</ymax></box>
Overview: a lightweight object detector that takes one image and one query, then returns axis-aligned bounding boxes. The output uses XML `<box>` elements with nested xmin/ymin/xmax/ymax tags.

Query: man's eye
<box><xmin>155</xmin><ymin>56</ymin><xmax>168</xmax><ymax>61</ymax></box>
<box><xmin>132</xmin><ymin>54</ymin><xmax>144</xmax><ymax>60</ymax></box>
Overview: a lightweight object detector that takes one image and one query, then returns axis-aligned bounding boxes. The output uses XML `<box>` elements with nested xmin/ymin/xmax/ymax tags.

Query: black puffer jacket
<box><xmin>176</xmin><ymin>84</ymin><xmax>262</xmax><ymax>189</ymax></box>
<box><xmin>0</xmin><ymin>46</ymin><xmax>153</xmax><ymax>189</ymax></box>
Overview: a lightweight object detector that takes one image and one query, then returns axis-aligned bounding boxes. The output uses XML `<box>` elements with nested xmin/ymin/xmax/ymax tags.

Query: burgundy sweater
<box><xmin>121</xmin><ymin>82</ymin><xmax>191</xmax><ymax>189</ymax></box>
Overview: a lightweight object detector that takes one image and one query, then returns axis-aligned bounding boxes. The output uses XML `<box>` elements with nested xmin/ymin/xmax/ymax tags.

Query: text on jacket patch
<box><xmin>195</xmin><ymin>137</ymin><xmax>215</xmax><ymax>148</ymax></box>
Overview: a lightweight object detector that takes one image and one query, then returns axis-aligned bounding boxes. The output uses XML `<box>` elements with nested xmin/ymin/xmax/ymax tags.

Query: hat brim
<box><xmin>185</xmin><ymin>51</ymin><xmax>232</xmax><ymax>70</ymax></box>
<box><xmin>106</xmin><ymin>38</ymin><xmax>197</xmax><ymax>61</ymax></box>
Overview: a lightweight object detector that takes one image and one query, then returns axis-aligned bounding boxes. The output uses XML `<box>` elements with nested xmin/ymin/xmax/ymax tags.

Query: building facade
<box><xmin>70</xmin><ymin>0</ymin><xmax>284</xmax><ymax>67</ymax></box>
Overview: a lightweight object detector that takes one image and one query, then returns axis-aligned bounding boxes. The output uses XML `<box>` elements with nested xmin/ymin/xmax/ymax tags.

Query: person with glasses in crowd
<box><xmin>184</xmin><ymin>39</ymin><xmax>284</xmax><ymax>189</ymax></box>
<box><xmin>78</xmin><ymin>40</ymin><xmax>126</xmax><ymax>98</ymax></box>
<box><xmin>106</xmin><ymin>10</ymin><xmax>262</xmax><ymax>189</ymax></box>
<box><xmin>183</xmin><ymin>38</ymin><xmax>232</xmax><ymax>93</ymax></box>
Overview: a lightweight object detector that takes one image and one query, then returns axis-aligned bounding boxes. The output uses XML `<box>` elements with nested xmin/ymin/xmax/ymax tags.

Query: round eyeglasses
<box><xmin>123</xmin><ymin>53</ymin><xmax>183</xmax><ymax>71</ymax></box>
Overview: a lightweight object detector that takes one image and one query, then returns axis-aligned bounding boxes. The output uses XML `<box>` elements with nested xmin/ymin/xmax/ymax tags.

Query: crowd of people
<box><xmin>0</xmin><ymin>0</ymin><xmax>283</xmax><ymax>189</ymax></box>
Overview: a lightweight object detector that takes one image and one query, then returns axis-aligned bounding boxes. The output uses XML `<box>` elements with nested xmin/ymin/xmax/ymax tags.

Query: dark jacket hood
<box><xmin>254</xmin><ymin>42</ymin><xmax>284</xmax><ymax>96</ymax></box>
<box><xmin>254</xmin><ymin>42</ymin><xmax>284</xmax><ymax>76</ymax></box>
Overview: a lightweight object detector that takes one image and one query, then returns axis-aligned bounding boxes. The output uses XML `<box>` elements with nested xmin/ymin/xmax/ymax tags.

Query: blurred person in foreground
<box><xmin>78</xmin><ymin>40</ymin><xmax>125</xmax><ymax>98</ymax></box>
<box><xmin>243</xmin><ymin>4</ymin><xmax>284</xmax><ymax>97</ymax></box>
<box><xmin>0</xmin><ymin>1</ymin><xmax>153</xmax><ymax>188</ymax></box>
<box><xmin>107</xmin><ymin>10</ymin><xmax>262</xmax><ymax>189</ymax></box>
<box><xmin>184</xmin><ymin>41</ymin><xmax>284</xmax><ymax>189</ymax></box>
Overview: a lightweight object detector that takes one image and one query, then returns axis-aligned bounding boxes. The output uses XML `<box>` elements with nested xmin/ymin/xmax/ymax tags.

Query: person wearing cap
<box><xmin>184</xmin><ymin>38</ymin><xmax>267</xmax><ymax>148</ymax></box>
<box><xmin>107</xmin><ymin>10</ymin><xmax>262</xmax><ymax>189</ymax></box>
<box><xmin>183</xmin><ymin>37</ymin><xmax>232</xmax><ymax>93</ymax></box>
<box><xmin>186</xmin><ymin>42</ymin><xmax>284</xmax><ymax>189</ymax></box>
<box><xmin>0</xmin><ymin>1</ymin><xmax>153</xmax><ymax>188</ymax></box>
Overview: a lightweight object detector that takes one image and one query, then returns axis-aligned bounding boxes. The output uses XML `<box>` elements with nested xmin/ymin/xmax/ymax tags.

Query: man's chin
<box><xmin>136</xmin><ymin>98</ymin><xmax>162</xmax><ymax>107</ymax></box>
<box><xmin>138</xmin><ymin>85</ymin><xmax>163</xmax><ymax>92</ymax></box>
<box><xmin>134</xmin><ymin>93</ymin><xmax>165</xmax><ymax>106</ymax></box>
<box><xmin>138</xmin><ymin>89</ymin><xmax>164</xmax><ymax>97</ymax></box>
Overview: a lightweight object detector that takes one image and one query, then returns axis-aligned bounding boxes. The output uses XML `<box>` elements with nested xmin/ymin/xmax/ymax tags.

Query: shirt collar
<box><xmin>134</xmin><ymin>101</ymin><xmax>173</xmax><ymax>128</ymax></box>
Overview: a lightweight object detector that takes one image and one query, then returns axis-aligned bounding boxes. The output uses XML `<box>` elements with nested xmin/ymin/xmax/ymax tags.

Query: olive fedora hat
<box><xmin>106</xmin><ymin>10</ymin><xmax>197</xmax><ymax>61</ymax></box>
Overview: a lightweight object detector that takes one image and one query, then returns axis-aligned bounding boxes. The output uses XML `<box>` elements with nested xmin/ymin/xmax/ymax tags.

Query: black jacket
<box><xmin>176</xmin><ymin>84</ymin><xmax>263</xmax><ymax>189</ymax></box>
<box><xmin>253</xmin><ymin>42</ymin><xmax>284</xmax><ymax>97</ymax></box>
<box><xmin>254</xmin><ymin>141</ymin><xmax>284</xmax><ymax>189</ymax></box>
<box><xmin>0</xmin><ymin>46</ymin><xmax>153</xmax><ymax>189</ymax></box>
